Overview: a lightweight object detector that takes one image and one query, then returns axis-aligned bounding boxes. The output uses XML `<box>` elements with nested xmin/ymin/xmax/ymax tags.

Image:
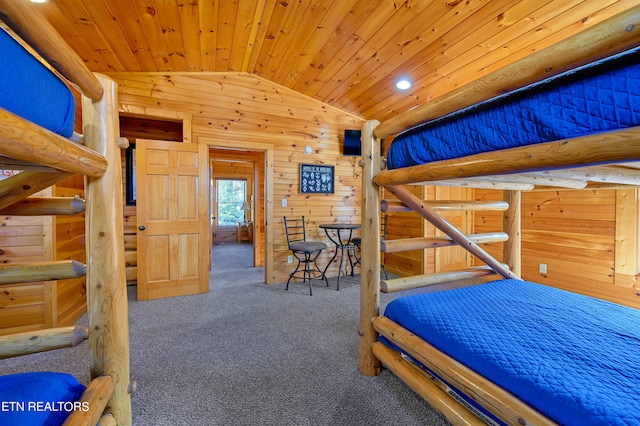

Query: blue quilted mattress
<box><xmin>0</xmin><ymin>372</ymin><xmax>86</xmax><ymax>425</ymax></box>
<box><xmin>0</xmin><ymin>28</ymin><xmax>75</xmax><ymax>138</ymax></box>
<box><xmin>386</xmin><ymin>48</ymin><xmax>640</xmax><ymax>169</ymax></box>
<box><xmin>382</xmin><ymin>279</ymin><xmax>640</xmax><ymax>425</ymax></box>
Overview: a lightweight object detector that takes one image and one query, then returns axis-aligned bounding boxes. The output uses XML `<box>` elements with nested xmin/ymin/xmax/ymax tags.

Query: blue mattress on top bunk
<box><xmin>382</xmin><ymin>279</ymin><xmax>640</xmax><ymax>425</ymax></box>
<box><xmin>0</xmin><ymin>28</ymin><xmax>75</xmax><ymax>138</ymax></box>
<box><xmin>386</xmin><ymin>48</ymin><xmax>640</xmax><ymax>169</ymax></box>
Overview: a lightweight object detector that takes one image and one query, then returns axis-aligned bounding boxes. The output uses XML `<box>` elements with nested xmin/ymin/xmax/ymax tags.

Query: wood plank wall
<box><xmin>78</xmin><ymin>70</ymin><xmax>639</xmax><ymax>305</ymax></box>
<box><xmin>381</xmin><ymin>185</ymin><xmax>639</xmax><ymax>308</ymax></box>
<box><xmin>0</xmin><ymin>175</ymin><xmax>86</xmax><ymax>335</ymax></box>
<box><xmin>0</xmin><ymin>196</ymin><xmax>51</xmax><ymax>335</ymax></box>
<box><xmin>108</xmin><ymin>72</ymin><xmax>363</xmax><ymax>285</ymax></box>
<box><xmin>52</xmin><ymin>175</ymin><xmax>86</xmax><ymax>326</ymax></box>
<box><xmin>474</xmin><ymin>188</ymin><xmax>640</xmax><ymax>309</ymax></box>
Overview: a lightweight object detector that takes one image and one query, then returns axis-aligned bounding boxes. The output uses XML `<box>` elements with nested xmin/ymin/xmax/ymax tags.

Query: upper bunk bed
<box><xmin>359</xmin><ymin>4</ymin><xmax>640</xmax><ymax>426</ymax></box>
<box><xmin>371</xmin><ymin>6</ymin><xmax>640</xmax><ymax>190</ymax></box>
<box><xmin>0</xmin><ymin>1</ymin><xmax>132</xmax><ymax>425</ymax></box>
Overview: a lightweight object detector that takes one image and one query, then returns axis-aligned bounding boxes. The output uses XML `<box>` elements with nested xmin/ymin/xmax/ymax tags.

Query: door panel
<box><xmin>136</xmin><ymin>139</ymin><xmax>209</xmax><ymax>300</ymax></box>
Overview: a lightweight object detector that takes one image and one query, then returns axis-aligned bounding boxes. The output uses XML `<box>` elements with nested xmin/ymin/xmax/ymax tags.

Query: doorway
<box><xmin>200</xmin><ymin>137</ymin><xmax>274</xmax><ymax>284</ymax></box>
<box><xmin>209</xmin><ymin>148</ymin><xmax>266</xmax><ymax>284</ymax></box>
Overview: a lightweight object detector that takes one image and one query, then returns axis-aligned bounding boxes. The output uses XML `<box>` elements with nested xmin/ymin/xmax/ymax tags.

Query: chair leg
<box><xmin>287</xmin><ymin>250</ymin><xmax>327</xmax><ymax>296</ymax></box>
<box><xmin>304</xmin><ymin>253</ymin><xmax>313</xmax><ymax>296</ymax></box>
<box><xmin>286</xmin><ymin>256</ymin><xmax>303</xmax><ymax>291</ymax></box>
<box><xmin>311</xmin><ymin>253</ymin><xmax>328</xmax><ymax>288</ymax></box>
<box><xmin>352</xmin><ymin>245</ymin><xmax>361</xmax><ymax>272</ymax></box>
<box><xmin>336</xmin><ymin>244</ymin><xmax>346</xmax><ymax>291</ymax></box>
<box><xmin>346</xmin><ymin>245</ymin><xmax>358</xmax><ymax>276</ymax></box>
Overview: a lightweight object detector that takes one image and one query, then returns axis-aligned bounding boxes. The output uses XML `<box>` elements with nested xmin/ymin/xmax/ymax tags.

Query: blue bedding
<box><xmin>382</xmin><ymin>279</ymin><xmax>640</xmax><ymax>425</ymax></box>
<box><xmin>0</xmin><ymin>372</ymin><xmax>86</xmax><ymax>425</ymax></box>
<box><xmin>0</xmin><ymin>28</ymin><xmax>75</xmax><ymax>138</ymax></box>
<box><xmin>386</xmin><ymin>48</ymin><xmax>640</xmax><ymax>169</ymax></box>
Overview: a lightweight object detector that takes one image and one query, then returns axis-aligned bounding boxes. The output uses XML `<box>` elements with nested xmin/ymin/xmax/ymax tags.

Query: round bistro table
<box><xmin>319</xmin><ymin>223</ymin><xmax>361</xmax><ymax>290</ymax></box>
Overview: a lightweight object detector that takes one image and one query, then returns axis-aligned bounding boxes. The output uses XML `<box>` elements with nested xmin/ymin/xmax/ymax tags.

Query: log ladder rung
<box><xmin>0</xmin><ymin>259</ymin><xmax>86</xmax><ymax>285</ymax></box>
<box><xmin>63</xmin><ymin>375</ymin><xmax>115</xmax><ymax>426</ymax></box>
<box><xmin>381</xmin><ymin>266</ymin><xmax>499</xmax><ymax>293</ymax></box>
<box><xmin>0</xmin><ymin>325</ymin><xmax>89</xmax><ymax>359</ymax></box>
<box><xmin>381</xmin><ymin>232</ymin><xmax>508</xmax><ymax>253</ymax></box>
<box><xmin>381</xmin><ymin>199</ymin><xmax>509</xmax><ymax>213</ymax></box>
<box><xmin>0</xmin><ymin>196</ymin><xmax>85</xmax><ymax>216</ymax></box>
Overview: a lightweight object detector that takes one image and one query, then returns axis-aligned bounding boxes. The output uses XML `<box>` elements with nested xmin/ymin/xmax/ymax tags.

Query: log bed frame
<box><xmin>359</xmin><ymin>5</ymin><xmax>640</xmax><ymax>426</ymax></box>
<box><xmin>0</xmin><ymin>2</ymin><xmax>132</xmax><ymax>425</ymax></box>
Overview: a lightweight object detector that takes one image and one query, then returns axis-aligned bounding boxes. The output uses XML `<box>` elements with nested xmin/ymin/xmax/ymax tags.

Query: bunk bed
<box><xmin>359</xmin><ymin>5</ymin><xmax>640</xmax><ymax>426</ymax></box>
<box><xmin>0</xmin><ymin>2</ymin><xmax>131</xmax><ymax>425</ymax></box>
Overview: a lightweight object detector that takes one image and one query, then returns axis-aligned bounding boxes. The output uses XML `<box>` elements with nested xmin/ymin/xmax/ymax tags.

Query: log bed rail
<box><xmin>360</xmin><ymin>4</ymin><xmax>640</xmax><ymax>426</ymax></box>
<box><xmin>0</xmin><ymin>1</ymin><xmax>132</xmax><ymax>425</ymax></box>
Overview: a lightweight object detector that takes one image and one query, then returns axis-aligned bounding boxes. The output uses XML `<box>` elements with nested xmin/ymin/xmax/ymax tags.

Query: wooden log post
<box><xmin>359</xmin><ymin>119</ymin><xmax>381</xmax><ymax>376</ymax></box>
<box><xmin>503</xmin><ymin>191</ymin><xmax>521</xmax><ymax>277</ymax></box>
<box><xmin>97</xmin><ymin>414</ymin><xmax>117</xmax><ymax>426</ymax></box>
<box><xmin>82</xmin><ymin>74</ymin><xmax>132</xmax><ymax>425</ymax></box>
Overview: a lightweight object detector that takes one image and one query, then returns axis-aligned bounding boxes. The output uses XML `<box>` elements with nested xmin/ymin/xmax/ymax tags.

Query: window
<box><xmin>217</xmin><ymin>179</ymin><xmax>247</xmax><ymax>226</ymax></box>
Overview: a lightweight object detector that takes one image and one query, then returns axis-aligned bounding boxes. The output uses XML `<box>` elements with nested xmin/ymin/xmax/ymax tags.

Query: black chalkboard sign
<box><xmin>299</xmin><ymin>163</ymin><xmax>334</xmax><ymax>194</ymax></box>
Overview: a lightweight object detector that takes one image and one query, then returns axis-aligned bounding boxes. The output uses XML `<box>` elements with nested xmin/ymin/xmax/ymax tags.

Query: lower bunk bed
<box><xmin>359</xmin><ymin>5</ymin><xmax>640</xmax><ymax>426</ymax></box>
<box><xmin>375</xmin><ymin>279</ymin><xmax>640</xmax><ymax>425</ymax></box>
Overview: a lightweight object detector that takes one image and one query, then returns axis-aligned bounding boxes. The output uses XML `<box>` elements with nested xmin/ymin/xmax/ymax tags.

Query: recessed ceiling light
<box><xmin>395</xmin><ymin>78</ymin><xmax>412</xmax><ymax>90</ymax></box>
<box><xmin>30</xmin><ymin>0</ymin><xmax>49</xmax><ymax>3</ymax></box>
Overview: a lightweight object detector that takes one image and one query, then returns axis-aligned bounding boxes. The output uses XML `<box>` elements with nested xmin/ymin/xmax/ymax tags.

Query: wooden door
<box><xmin>435</xmin><ymin>186</ymin><xmax>473</xmax><ymax>273</ymax></box>
<box><xmin>136</xmin><ymin>139</ymin><xmax>209</xmax><ymax>300</ymax></box>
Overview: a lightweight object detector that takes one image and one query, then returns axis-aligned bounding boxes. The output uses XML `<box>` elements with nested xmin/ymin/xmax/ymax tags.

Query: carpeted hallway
<box><xmin>1</xmin><ymin>243</ymin><xmax>450</xmax><ymax>425</ymax></box>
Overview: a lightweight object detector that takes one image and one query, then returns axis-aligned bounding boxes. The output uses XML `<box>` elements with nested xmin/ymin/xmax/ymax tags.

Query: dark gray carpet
<box><xmin>1</xmin><ymin>243</ymin><xmax>451</xmax><ymax>426</ymax></box>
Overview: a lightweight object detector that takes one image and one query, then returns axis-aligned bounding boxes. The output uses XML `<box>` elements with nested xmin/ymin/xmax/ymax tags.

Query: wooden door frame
<box><xmin>200</xmin><ymin>137</ymin><xmax>274</xmax><ymax>284</ymax></box>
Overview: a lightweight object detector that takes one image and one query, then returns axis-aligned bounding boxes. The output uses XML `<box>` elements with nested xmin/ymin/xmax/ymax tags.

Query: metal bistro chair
<box><xmin>284</xmin><ymin>216</ymin><xmax>328</xmax><ymax>295</ymax></box>
<box><xmin>352</xmin><ymin>213</ymin><xmax>388</xmax><ymax>280</ymax></box>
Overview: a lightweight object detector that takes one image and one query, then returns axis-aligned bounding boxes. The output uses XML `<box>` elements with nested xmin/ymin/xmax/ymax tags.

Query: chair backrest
<box><xmin>284</xmin><ymin>216</ymin><xmax>307</xmax><ymax>250</ymax></box>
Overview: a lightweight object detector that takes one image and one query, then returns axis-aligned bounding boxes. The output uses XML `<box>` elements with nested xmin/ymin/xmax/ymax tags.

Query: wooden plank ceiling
<box><xmin>32</xmin><ymin>0</ymin><xmax>639</xmax><ymax>122</ymax></box>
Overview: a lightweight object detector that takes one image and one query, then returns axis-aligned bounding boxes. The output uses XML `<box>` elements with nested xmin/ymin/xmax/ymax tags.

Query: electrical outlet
<box><xmin>287</xmin><ymin>255</ymin><xmax>293</xmax><ymax>264</ymax></box>
<box><xmin>539</xmin><ymin>263</ymin><xmax>547</xmax><ymax>274</ymax></box>
<box><xmin>282</xmin><ymin>198</ymin><xmax>287</xmax><ymax>207</ymax></box>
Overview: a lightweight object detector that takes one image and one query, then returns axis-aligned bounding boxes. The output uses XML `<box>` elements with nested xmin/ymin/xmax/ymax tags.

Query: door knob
<box><xmin>139</xmin><ymin>225</ymin><xmax>146</xmax><ymax>231</ymax></box>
